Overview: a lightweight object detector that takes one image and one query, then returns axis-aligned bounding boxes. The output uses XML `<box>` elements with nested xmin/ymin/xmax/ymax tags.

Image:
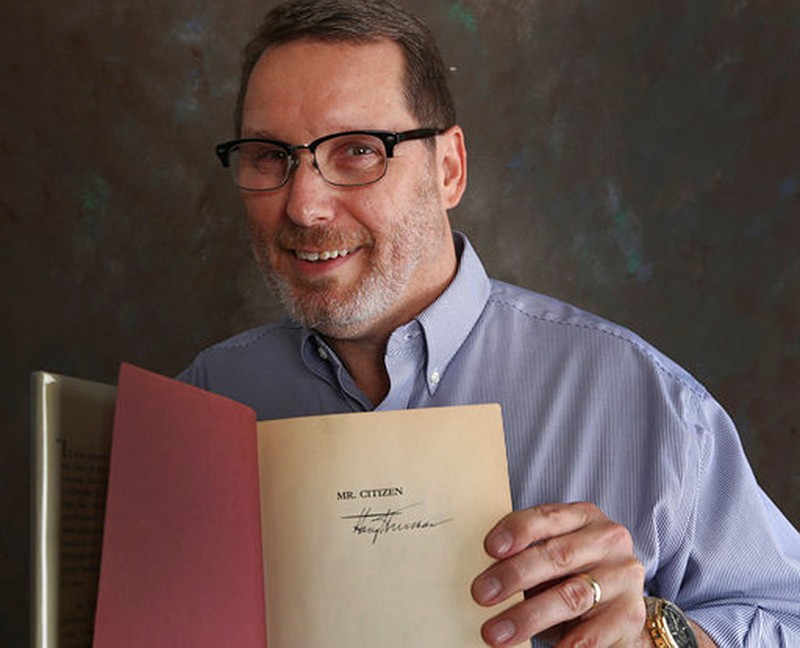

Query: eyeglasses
<box><xmin>215</xmin><ymin>128</ymin><xmax>444</xmax><ymax>192</ymax></box>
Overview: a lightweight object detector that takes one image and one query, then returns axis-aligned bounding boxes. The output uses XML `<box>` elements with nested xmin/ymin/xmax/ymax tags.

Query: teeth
<box><xmin>296</xmin><ymin>249</ymin><xmax>352</xmax><ymax>262</ymax></box>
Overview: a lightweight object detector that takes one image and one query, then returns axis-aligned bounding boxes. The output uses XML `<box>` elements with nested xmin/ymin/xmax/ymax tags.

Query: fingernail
<box><xmin>473</xmin><ymin>575</ymin><xmax>502</xmax><ymax>603</ymax></box>
<box><xmin>486</xmin><ymin>619</ymin><xmax>516</xmax><ymax>645</ymax></box>
<box><xmin>487</xmin><ymin>529</ymin><xmax>513</xmax><ymax>556</ymax></box>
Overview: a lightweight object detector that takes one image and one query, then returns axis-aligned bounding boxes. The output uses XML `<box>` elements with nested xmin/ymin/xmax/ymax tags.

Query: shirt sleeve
<box><xmin>175</xmin><ymin>355</ymin><xmax>207</xmax><ymax>388</ymax></box>
<box><xmin>652</xmin><ymin>390</ymin><xmax>800</xmax><ymax>646</ymax></box>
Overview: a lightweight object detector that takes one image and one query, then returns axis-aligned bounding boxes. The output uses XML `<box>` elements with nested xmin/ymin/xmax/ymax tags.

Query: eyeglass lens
<box><xmin>230</xmin><ymin>133</ymin><xmax>389</xmax><ymax>191</ymax></box>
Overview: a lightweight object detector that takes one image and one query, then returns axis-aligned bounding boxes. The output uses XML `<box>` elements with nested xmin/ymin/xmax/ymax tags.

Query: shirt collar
<box><xmin>416</xmin><ymin>231</ymin><xmax>491</xmax><ymax>394</ymax></box>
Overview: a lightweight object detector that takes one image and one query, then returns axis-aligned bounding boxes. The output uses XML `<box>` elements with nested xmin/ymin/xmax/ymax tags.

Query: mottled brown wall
<box><xmin>1</xmin><ymin>0</ymin><xmax>798</xmax><ymax>644</ymax></box>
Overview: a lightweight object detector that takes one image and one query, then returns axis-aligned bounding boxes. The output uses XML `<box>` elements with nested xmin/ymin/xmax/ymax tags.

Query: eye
<box><xmin>327</xmin><ymin>135</ymin><xmax>384</xmax><ymax>168</ymax></box>
<box><xmin>253</xmin><ymin>145</ymin><xmax>288</xmax><ymax>165</ymax></box>
<box><xmin>345</xmin><ymin>142</ymin><xmax>379</xmax><ymax>157</ymax></box>
<box><xmin>234</xmin><ymin>142</ymin><xmax>289</xmax><ymax>170</ymax></box>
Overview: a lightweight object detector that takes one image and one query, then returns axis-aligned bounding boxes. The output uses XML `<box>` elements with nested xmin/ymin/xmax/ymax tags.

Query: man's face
<box><xmin>239</xmin><ymin>39</ymin><xmax>463</xmax><ymax>340</ymax></box>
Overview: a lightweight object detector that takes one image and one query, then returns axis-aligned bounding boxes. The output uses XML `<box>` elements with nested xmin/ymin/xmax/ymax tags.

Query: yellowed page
<box><xmin>257</xmin><ymin>404</ymin><xmax>517</xmax><ymax>647</ymax></box>
<box><xmin>31</xmin><ymin>372</ymin><xmax>117</xmax><ymax>648</ymax></box>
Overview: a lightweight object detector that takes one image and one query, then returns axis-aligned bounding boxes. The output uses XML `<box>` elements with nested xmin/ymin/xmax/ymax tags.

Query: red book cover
<box><xmin>92</xmin><ymin>364</ymin><xmax>266</xmax><ymax>647</ymax></box>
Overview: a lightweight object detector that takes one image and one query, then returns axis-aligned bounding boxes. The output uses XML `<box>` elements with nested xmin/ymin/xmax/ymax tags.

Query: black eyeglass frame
<box><xmin>215</xmin><ymin>127</ymin><xmax>445</xmax><ymax>191</ymax></box>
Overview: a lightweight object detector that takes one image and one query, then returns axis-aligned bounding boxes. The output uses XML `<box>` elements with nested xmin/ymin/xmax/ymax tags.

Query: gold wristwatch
<box><xmin>644</xmin><ymin>597</ymin><xmax>699</xmax><ymax>647</ymax></box>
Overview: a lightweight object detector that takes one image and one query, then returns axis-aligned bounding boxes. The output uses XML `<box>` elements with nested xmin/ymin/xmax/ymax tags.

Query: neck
<box><xmin>327</xmin><ymin>335</ymin><xmax>391</xmax><ymax>406</ymax></box>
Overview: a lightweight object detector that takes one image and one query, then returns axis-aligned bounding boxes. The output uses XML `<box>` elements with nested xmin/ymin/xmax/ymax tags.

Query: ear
<box><xmin>437</xmin><ymin>126</ymin><xmax>468</xmax><ymax>210</ymax></box>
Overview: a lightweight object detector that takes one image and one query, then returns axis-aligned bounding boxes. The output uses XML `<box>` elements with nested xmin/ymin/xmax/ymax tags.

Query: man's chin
<box><xmin>288</xmin><ymin>304</ymin><xmax>378</xmax><ymax>339</ymax></box>
<box><xmin>263</xmin><ymin>261</ymin><xmax>400</xmax><ymax>339</ymax></box>
<box><xmin>270</xmin><ymin>281</ymin><xmax>371</xmax><ymax>338</ymax></box>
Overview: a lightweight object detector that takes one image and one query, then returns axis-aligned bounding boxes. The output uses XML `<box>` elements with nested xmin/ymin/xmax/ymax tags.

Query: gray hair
<box><xmin>234</xmin><ymin>0</ymin><xmax>456</xmax><ymax>135</ymax></box>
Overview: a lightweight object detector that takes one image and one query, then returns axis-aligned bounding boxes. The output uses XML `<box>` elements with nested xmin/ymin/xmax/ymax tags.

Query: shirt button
<box><xmin>317</xmin><ymin>347</ymin><xmax>329</xmax><ymax>361</ymax></box>
<box><xmin>430</xmin><ymin>370</ymin><xmax>441</xmax><ymax>386</ymax></box>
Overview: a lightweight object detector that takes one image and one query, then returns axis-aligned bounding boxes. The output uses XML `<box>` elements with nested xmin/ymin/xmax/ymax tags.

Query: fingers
<box><xmin>474</xmin><ymin>504</ymin><xmax>633</xmax><ymax>606</ymax></box>
<box><xmin>557</xmin><ymin>595</ymin><xmax>647</xmax><ymax>648</ymax></box>
<box><xmin>477</xmin><ymin>562</ymin><xmax>643</xmax><ymax>645</ymax></box>
<box><xmin>473</xmin><ymin>502</ymin><xmax>647</xmax><ymax>646</ymax></box>
<box><xmin>479</xmin><ymin>572</ymin><xmax>600</xmax><ymax>646</ymax></box>
<box><xmin>484</xmin><ymin>502</ymin><xmax>604</xmax><ymax>559</ymax></box>
<box><xmin>479</xmin><ymin>562</ymin><xmax>645</xmax><ymax>645</ymax></box>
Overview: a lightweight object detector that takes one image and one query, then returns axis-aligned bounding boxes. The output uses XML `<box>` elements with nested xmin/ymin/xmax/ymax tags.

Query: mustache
<box><xmin>276</xmin><ymin>224</ymin><xmax>372</xmax><ymax>250</ymax></box>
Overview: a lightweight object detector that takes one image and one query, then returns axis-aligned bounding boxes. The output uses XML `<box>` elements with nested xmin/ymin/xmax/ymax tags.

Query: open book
<box><xmin>36</xmin><ymin>363</ymin><xmax>518</xmax><ymax>647</ymax></box>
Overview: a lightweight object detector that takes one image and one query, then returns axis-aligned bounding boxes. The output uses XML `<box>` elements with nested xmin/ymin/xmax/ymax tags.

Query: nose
<box><xmin>284</xmin><ymin>150</ymin><xmax>336</xmax><ymax>227</ymax></box>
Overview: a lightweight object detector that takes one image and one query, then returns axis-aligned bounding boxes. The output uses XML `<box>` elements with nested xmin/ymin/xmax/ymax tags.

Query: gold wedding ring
<box><xmin>585</xmin><ymin>574</ymin><xmax>602</xmax><ymax>609</ymax></box>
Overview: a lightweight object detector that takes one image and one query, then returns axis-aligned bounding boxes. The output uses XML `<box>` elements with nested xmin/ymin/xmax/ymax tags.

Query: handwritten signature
<box><xmin>340</xmin><ymin>503</ymin><xmax>452</xmax><ymax>545</ymax></box>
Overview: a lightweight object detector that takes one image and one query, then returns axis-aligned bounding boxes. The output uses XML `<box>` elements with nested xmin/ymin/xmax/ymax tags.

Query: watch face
<box><xmin>662</xmin><ymin>602</ymin><xmax>700</xmax><ymax>648</ymax></box>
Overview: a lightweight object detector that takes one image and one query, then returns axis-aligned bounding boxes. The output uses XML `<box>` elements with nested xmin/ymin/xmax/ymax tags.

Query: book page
<box><xmin>92</xmin><ymin>364</ymin><xmax>266</xmax><ymax>648</ymax></box>
<box><xmin>257</xmin><ymin>404</ymin><xmax>519</xmax><ymax>647</ymax></box>
<box><xmin>31</xmin><ymin>372</ymin><xmax>116</xmax><ymax>648</ymax></box>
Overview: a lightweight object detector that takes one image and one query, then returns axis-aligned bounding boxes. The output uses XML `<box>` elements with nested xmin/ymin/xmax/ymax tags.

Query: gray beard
<box><xmin>264</xmin><ymin>237</ymin><xmax>410</xmax><ymax>339</ymax></box>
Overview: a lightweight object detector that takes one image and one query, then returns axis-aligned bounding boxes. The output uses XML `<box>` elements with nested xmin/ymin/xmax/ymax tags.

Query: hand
<box><xmin>471</xmin><ymin>502</ymin><xmax>647</xmax><ymax>646</ymax></box>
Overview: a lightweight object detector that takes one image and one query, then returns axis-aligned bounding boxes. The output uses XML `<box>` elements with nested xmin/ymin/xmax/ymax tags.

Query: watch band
<box><xmin>644</xmin><ymin>597</ymin><xmax>700</xmax><ymax>648</ymax></box>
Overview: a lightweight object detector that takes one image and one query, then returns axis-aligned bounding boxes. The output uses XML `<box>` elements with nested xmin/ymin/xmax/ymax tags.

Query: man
<box><xmin>179</xmin><ymin>0</ymin><xmax>800</xmax><ymax>645</ymax></box>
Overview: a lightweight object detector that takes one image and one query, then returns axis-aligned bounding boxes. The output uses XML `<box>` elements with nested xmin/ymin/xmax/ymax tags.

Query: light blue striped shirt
<box><xmin>179</xmin><ymin>233</ymin><xmax>800</xmax><ymax>646</ymax></box>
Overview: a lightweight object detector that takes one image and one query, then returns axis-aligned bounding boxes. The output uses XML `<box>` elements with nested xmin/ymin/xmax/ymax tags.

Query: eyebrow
<box><xmin>240</xmin><ymin>128</ymin><xmax>281</xmax><ymax>140</ymax></box>
<box><xmin>239</xmin><ymin>126</ymin><xmax>377</xmax><ymax>144</ymax></box>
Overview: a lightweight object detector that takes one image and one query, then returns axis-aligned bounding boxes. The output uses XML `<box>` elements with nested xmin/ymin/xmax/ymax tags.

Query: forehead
<box><xmin>242</xmin><ymin>39</ymin><xmax>412</xmax><ymax>138</ymax></box>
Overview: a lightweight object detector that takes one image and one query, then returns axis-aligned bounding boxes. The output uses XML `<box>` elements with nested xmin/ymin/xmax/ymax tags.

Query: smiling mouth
<box><xmin>294</xmin><ymin>248</ymin><xmax>355</xmax><ymax>262</ymax></box>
